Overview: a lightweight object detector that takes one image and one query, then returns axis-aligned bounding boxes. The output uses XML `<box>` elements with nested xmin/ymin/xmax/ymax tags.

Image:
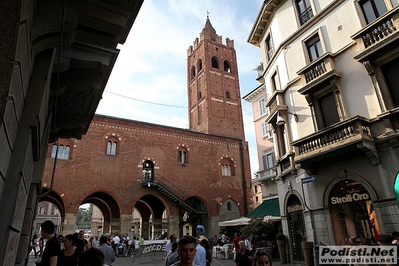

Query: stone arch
<box><xmin>78</xmin><ymin>191</ymin><xmax>121</xmax><ymax>235</ymax></box>
<box><xmin>134</xmin><ymin>194</ymin><xmax>168</xmax><ymax>240</ymax></box>
<box><xmin>324</xmin><ymin>172</ymin><xmax>378</xmax><ymax>207</ymax></box>
<box><xmin>282</xmin><ymin>189</ymin><xmax>304</xmax><ymax>216</ymax></box>
<box><xmin>179</xmin><ymin>196</ymin><xmax>209</xmax><ymax>234</ymax></box>
<box><xmin>38</xmin><ymin>188</ymin><xmax>66</xmax><ymax>219</ymax></box>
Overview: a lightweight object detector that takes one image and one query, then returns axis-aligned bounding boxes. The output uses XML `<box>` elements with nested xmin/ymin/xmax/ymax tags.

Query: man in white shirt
<box><xmin>193</xmin><ymin>237</ymin><xmax>206</xmax><ymax>266</ymax></box>
<box><xmin>112</xmin><ymin>234</ymin><xmax>120</xmax><ymax>256</ymax></box>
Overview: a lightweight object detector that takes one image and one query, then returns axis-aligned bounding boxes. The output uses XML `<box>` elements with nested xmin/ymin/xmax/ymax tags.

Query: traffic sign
<box><xmin>301</xmin><ymin>175</ymin><xmax>316</xmax><ymax>184</ymax></box>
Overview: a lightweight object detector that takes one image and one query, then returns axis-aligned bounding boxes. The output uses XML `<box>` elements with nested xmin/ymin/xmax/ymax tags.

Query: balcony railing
<box><xmin>267</xmin><ymin>47</ymin><xmax>275</xmax><ymax>61</ymax></box>
<box><xmin>299</xmin><ymin>7</ymin><xmax>314</xmax><ymax>25</ymax></box>
<box><xmin>254</xmin><ymin>62</ymin><xmax>264</xmax><ymax>78</ymax></box>
<box><xmin>362</xmin><ymin>18</ymin><xmax>396</xmax><ymax>48</ymax></box>
<box><xmin>352</xmin><ymin>6</ymin><xmax>399</xmax><ymax>60</ymax></box>
<box><xmin>254</xmin><ymin>167</ymin><xmax>277</xmax><ymax>183</ymax></box>
<box><xmin>265</xmin><ymin>90</ymin><xmax>287</xmax><ymax>121</ymax></box>
<box><xmin>292</xmin><ymin>116</ymin><xmax>373</xmax><ymax>162</ymax></box>
<box><xmin>297</xmin><ymin>53</ymin><xmax>340</xmax><ymax>91</ymax></box>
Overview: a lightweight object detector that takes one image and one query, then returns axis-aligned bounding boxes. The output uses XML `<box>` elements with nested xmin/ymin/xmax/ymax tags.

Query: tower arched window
<box><xmin>227</xmin><ymin>202</ymin><xmax>232</xmax><ymax>211</ymax></box>
<box><xmin>51</xmin><ymin>144</ymin><xmax>57</xmax><ymax>158</ymax></box>
<box><xmin>198</xmin><ymin>91</ymin><xmax>202</xmax><ymax>100</ymax></box>
<box><xmin>107</xmin><ymin>141</ymin><xmax>117</xmax><ymax>155</ymax></box>
<box><xmin>224</xmin><ymin>60</ymin><xmax>231</xmax><ymax>73</ymax></box>
<box><xmin>220</xmin><ymin>158</ymin><xmax>235</xmax><ymax>176</ymax></box>
<box><xmin>191</xmin><ymin>66</ymin><xmax>196</xmax><ymax>79</ymax></box>
<box><xmin>198</xmin><ymin>59</ymin><xmax>203</xmax><ymax>72</ymax></box>
<box><xmin>211</xmin><ymin>57</ymin><xmax>219</xmax><ymax>69</ymax></box>
<box><xmin>179</xmin><ymin>151</ymin><xmax>186</xmax><ymax>164</ymax></box>
<box><xmin>177</xmin><ymin>146</ymin><xmax>189</xmax><ymax>165</ymax></box>
<box><xmin>51</xmin><ymin>144</ymin><xmax>70</xmax><ymax>160</ymax></box>
<box><xmin>226</xmin><ymin>91</ymin><xmax>231</xmax><ymax>99</ymax></box>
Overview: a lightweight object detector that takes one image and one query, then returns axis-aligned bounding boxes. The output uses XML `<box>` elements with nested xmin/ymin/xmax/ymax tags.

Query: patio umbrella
<box><xmin>263</xmin><ymin>215</ymin><xmax>281</xmax><ymax>223</ymax></box>
<box><xmin>218</xmin><ymin>217</ymin><xmax>250</xmax><ymax>226</ymax></box>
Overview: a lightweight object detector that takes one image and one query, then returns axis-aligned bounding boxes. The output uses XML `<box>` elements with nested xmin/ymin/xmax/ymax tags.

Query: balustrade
<box><xmin>293</xmin><ymin>117</ymin><xmax>372</xmax><ymax>157</ymax></box>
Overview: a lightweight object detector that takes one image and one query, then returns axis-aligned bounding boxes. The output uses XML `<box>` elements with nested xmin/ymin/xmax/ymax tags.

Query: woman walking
<box><xmin>57</xmin><ymin>234</ymin><xmax>81</xmax><ymax>266</ymax></box>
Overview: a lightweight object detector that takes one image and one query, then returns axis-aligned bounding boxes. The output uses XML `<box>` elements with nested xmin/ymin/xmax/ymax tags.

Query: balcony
<box><xmin>292</xmin><ymin>116</ymin><xmax>376</xmax><ymax>164</ymax></box>
<box><xmin>265</xmin><ymin>90</ymin><xmax>287</xmax><ymax>123</ymax></box>
<box><xmin>267</xmin><ymin>47</ymin><xmax>275</xmax><ymax>61</ymax></box>
<box><xmin>254</xmin><ymin>167</ymin><xmax>277</xmax><ymax>183</ymax></box>
<box><xmin>255</xmin><ymin>62</ymin><xmax>265</xmax><ymax>83</ymax></box>
<box><xmin>299</xmin><ymin>7</ymin><xmax>314</xmax><ymax>25</ymax></box>
<box><xmin>352</xmin><ymin>6</ymin><xmax>399</xmax><ymax>62</ymax></box>
<box><xmin>297</xmin><ymin>53</ymin><xmax>342</xmax><ymax>94</ymax></box>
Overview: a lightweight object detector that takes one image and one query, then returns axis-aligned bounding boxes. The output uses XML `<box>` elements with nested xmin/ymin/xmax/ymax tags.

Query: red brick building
<box><xmin>41</xmin><ymin>18</ymin><xmax>252</xmax><ymax>238</ymax></box>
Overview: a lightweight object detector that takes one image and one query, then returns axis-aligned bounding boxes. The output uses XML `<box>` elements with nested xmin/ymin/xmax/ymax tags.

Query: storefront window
<box><xmin>329</xmin><ymin>180</ymin><xmax>378</xmax><ymax>245</ymax></box>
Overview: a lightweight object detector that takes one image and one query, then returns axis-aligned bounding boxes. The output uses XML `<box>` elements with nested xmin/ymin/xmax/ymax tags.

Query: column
<box><xmin>152</xmin><ymin>218</ymin><xmax>163</xmax><ymax>238</ymax></box>
<box><xmin>168</xmin><ymin>215</ymin><xmax>180</xmax><ymax>237</ymax></box>
<box><xmin>62</xmin><ymin>213</ymin><xmax>77</xmax><ymax>235</ymax></box>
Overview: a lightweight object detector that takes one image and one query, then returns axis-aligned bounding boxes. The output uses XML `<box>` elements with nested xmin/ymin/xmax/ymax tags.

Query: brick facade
<box><xmin>40</xmin><ymin>19</ymin><xmax>252</xmax><ymax>239</ymax></box>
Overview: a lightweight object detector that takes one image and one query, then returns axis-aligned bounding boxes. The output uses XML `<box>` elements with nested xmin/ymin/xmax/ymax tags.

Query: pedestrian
<box><xmin>93</xmin><ymin>236</ymin><xmax>100</xmax><ymax>248</ymax></box>
<box><xmin>253</xmin><ymin>250</ymin><xmax>272</xmax><ymax>266</ymax></box>
<box><xmin>194</xmin><ymin>237</ymin><xmax>206</xmax><ymax>266</ymax></box>
<box><xmin>200</xmin><ymin>238</ymin><xmax>212</xmax><ymax>266</ymax></box>
<box><xmin>233</xmin><ymin>233</ymin><xmax>242</xmax><ymax>253</ymax></box>
<box><xmin>57</xmin><ymin>235</ymin><xmax>64</xmax><ymax>250</ymax></box>
<box><xmin>98</xmin><ymin>235</ymin><xmax>115</xmax><ymax>266</ymax></box>
<box><xmin>38</xmin><ymin>220</ymin><xmax>61</xmax><ymax>266</ymax></box>
<box><xmin>30</xmin><ymin>235</ymin><xmax>39</xmax><ymax>257</ymax></box>
<box><xmin>171</xmin><ymin>235</ymin><xmax>197</xmax><ymax>266</ymax></box>
<box><xmin>57</xmin><ymin>234</ymin><xmax>80</xmax><ymax>266</ymax></box>
<box><xmin>165</xmin><ymin>242</ymin><xmax>179</xmax><ymax>266</ymax></box>
<box><xmin>166</xmin><ymin>234</ymin><xmax>177</xmax><ymax>256</ymax></box>
<box><xmin>110</xmin><ymin>234</ymin><xmax>120</xmax><ymax>256</ymax></box>
<box><xmin>78</xmin><ymin>248</ymin><xmax>104</xmax><ymax>266</ymax></box>
<box><xmin>139</xmin><ymin>235</ymin><xmax>145</xmax><ymax>246</ymax></box>
<box><xmin>234</xmin><ymin>240</ymin><xmax>253</xmax><ymax>266</ymax></box>
<box><xmin>75</xmin><ymin>231</ymin><xmax>88</xmax><ymax>253</ymax></box>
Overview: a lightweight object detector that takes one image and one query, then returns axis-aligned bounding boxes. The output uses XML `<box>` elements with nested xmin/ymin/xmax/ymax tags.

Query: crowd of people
<box><xmin>32</xmin><ymin>221</ymin><xmax>271</xmax><ymax>266</ymax></box>
<box><xmin>31</xmin><ymin>220</ymin><xmax>146</xmax><ymax>266</ymax></box>
<box><xmin>162</xmin><ymin>234</ymin><xmax>271</xmax><ymax>266</ymax></box>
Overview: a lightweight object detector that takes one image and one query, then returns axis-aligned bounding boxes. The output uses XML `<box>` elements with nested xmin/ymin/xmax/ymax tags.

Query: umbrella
<box><xmin>263</xmin><ymin>215</ymin><xmax>281</xmax><ymax>223</ymax></box>
<box><xmin>218</xmin><ymin>217</ymin><xmax>250</xmax><ymax>226</ymax></box>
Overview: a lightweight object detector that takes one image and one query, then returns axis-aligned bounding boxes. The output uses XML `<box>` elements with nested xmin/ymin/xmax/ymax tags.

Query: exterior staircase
<box><xmin>141</xmin><ymin>173</ymin><xmax>207</xmax><ymax>218</ymax></box>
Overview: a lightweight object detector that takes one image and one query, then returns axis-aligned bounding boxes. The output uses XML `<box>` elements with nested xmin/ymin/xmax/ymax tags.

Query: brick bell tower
<box><xmin>187</xmin><ymin>17</ymin><xmax>245</xmax><ymax>140</ymax></box>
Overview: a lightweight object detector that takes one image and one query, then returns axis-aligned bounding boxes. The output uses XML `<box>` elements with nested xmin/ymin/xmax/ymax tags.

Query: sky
<box><xmin>95</xmin><ymin>0</ymin><xmax>264</xmax><ymax>175</ymax></box>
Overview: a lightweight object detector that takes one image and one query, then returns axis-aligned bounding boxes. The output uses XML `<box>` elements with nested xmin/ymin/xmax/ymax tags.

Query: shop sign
<box><xmin>331</xmin><ymin>192</ymin><xmax>370</xmax><ymax>205</ymax></box>
<box><xmin>287</xmin><ymin>204</ymin><xmax>303</xmax><ymax>213</ymax></box>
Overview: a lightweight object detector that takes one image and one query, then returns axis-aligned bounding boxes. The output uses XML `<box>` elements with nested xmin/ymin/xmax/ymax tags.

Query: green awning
<box><xmin>246</xmin><ymin>198</ymin><xmax>280</xmax><ymax>217</ymax></box>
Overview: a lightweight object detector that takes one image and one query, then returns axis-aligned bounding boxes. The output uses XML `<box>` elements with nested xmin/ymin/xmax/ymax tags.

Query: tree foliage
<box><xmin>239</xmin><ymin>217</ymin><xmax>277</xmax><ymax>247</ymax></box>
<box><xmin>76</xmin><ymin>204</ymin><xmax>93</xmax><ymax>229</ymax></box>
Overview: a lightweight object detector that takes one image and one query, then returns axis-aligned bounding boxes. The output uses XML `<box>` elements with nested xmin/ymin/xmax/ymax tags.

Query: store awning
<box><xmin>246</xmin><ymin>198</ymin><xmax>280</xmax><ymax>218</ymax></box>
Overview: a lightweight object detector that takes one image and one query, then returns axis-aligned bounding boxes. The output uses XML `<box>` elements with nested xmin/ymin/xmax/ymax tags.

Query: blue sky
<box><xmin>96</xmin><ymin>0</ymin><xmax>263</xmax><ymax>175</ymax></box>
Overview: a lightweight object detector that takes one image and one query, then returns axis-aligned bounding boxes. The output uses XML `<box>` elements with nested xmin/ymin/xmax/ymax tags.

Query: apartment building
<box><xmin>246</xmin><ymin>0</ymin><xmax>399</xmax><ymax>262</ymax></box>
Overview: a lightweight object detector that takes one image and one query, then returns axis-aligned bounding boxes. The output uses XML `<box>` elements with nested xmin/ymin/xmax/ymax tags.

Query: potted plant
<box><xmin>276</xmin><ymin>233</ymin><xmax>287</xmax><ymax>264</ymax></box>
